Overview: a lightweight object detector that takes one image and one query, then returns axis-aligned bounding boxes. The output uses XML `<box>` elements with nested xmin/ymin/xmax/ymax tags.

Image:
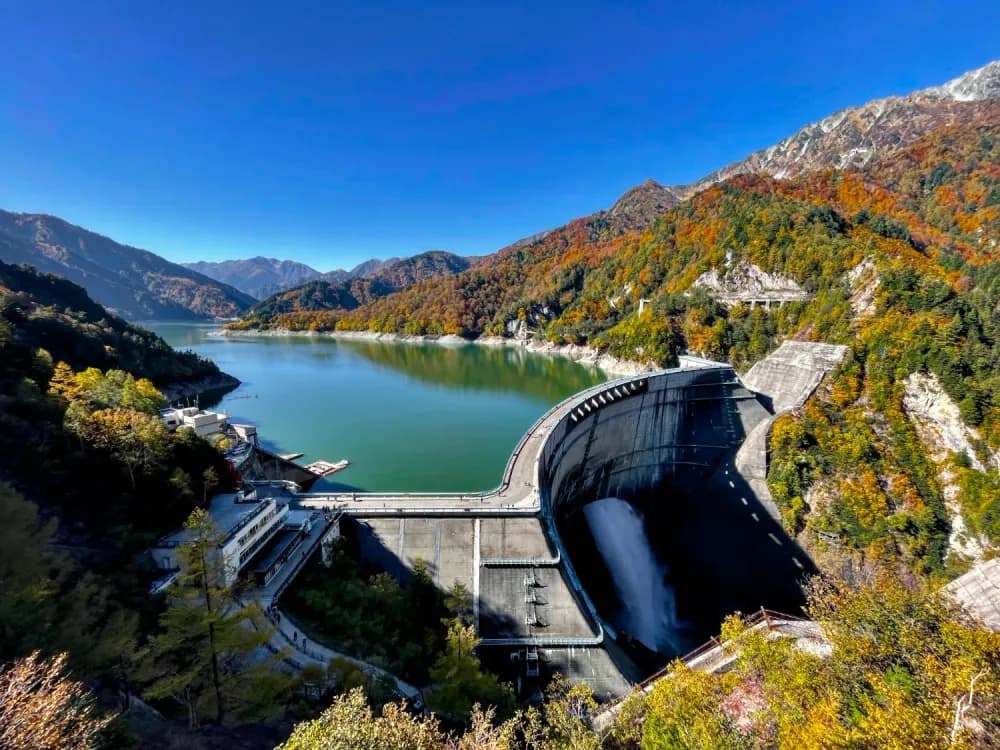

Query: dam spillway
<box><xmin>291</xmin><ymin>344</ymin><xmax>846</xmax><ymax>699</ymax></box>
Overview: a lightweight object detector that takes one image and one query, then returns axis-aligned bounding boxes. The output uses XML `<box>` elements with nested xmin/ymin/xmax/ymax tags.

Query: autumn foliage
<box><xmin>0</xmin><ymin>651</ymin><xmax>111</xmax><ymax>750</ymax></box>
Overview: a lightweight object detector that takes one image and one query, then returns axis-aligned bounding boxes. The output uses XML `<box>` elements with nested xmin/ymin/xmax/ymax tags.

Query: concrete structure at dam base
<box><xmin>257</xmin><ymin>342</ymin><xmax>849</xmax><ymax>700</ymax></box>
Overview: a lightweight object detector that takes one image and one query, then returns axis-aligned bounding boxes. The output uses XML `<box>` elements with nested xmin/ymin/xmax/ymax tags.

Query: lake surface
<box><xmin>148</xmin><ymin>324</ymin><xmax>606</xmax><ymax>493</ymax></box>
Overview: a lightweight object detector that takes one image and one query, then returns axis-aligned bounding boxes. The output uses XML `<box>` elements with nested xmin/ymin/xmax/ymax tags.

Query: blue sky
<box><xmin>0</xmin><ymin>1</ymin><xmax>997</xmax><ymax>270</ymax></box>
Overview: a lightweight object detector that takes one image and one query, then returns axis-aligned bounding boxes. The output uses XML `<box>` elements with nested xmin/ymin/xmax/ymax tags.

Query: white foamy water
<box><xmin>584</xmin><ymin>496</ymin><xmax>680</xmax><ymax>653</ymax></box>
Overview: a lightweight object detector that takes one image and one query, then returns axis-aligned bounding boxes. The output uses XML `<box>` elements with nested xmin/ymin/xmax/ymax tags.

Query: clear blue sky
<box><xmin>0</xmin><ymin>1</ymin><xmax>997</xmax><ymax>270</ymax></box>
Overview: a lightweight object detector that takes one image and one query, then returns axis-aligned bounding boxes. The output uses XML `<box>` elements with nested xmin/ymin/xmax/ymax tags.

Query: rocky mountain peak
<box><xmin>676</xmin><ymin>59</ymin><xmax>1000</xmax><ymax>198</ymax></box>
<box><xmin>923</xmin><ymin>60</ymin><xmax>1000</xmax><ymax>102</ymax></box>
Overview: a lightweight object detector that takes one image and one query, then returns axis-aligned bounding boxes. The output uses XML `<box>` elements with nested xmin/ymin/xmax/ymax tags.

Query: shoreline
<box><xmin>159</xmin><ymin>372</ymin><xmax>241</xmax><ymax>403</ymax></box>
<box><xmin>216</xmin><ymin>327</ymin><xmax>655</xmax><ymax>378</ymax></box>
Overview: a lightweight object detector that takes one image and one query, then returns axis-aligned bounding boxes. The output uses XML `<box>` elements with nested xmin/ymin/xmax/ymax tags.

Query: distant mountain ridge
<box><xmin>0</xmin><ymin>210</ymin><xmax>255</xmax><ymax>320</ymax></box>
<box><xmin>324</xmin><ymin>257</ymin><xmax>403</xmax><ymax>284</ymax></box>
<box><xmin>239</xmin><ymin>250</ymin><xmax>473</xmax><ymax>321</ymax></box>
<box><xmin>183</xmin><ymin>257</ymin><xmax>323</xmax><ymax>299</ymax></box>
<box><xmin>184</xmin><ymin>255</ymin><xmax>410</xmax><ymax>298</ymax></box>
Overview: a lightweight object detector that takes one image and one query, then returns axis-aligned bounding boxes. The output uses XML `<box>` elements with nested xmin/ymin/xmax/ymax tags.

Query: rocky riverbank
<box><xmin>217</xmin><ymin>328</ymin><xmax>654</xmax><ymax>377</ymax></box>
<box><xmin>159</xmin><ymin>372</ymin><xmax>241</xmax><ymax>403</ymax></box>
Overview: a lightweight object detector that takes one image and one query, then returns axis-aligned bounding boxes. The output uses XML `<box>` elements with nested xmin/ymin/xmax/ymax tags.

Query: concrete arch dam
<box><xmin>295</xmin><ymin>344</ymin><xmax>846</xmax><ymax>699</ymax></box>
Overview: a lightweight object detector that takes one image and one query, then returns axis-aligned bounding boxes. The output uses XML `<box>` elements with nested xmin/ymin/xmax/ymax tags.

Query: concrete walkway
<box><xmin>265</xmin><ymin>607</ymin><xmax>423</xmax><ymax>703</ymax></box>
<box><xmin>256</xmin><ymin>513</ymin><xmax>331</xmax><ymax>609</ymax></box>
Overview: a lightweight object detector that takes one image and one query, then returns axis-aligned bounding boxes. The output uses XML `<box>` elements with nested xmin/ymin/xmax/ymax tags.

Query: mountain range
<box><xmin>182</xmin><ymin>257</ymin><xmax>324</xmax><ymax>299</ymax></box>
<box><xmin>242</xmin><ymin>250</ymin><xmax>473</xmax><ymax>320</ymax></box>
<box><xmin>243</xmin><ymin>61</ymin><xmax>1000</xmax><ymax>338</ymax></box>
<box><xmin>235</xmin><ymin>60</ymin><xmax>999</xmax><ymax>322</ymax></box>
<box><xmin>2</xmin><ymin>62</ymin><xmax>995</xmax><ymax>326</ymax></box>
<box><xmin>181</xmin><ymin>255</ymin><xmax>411</xmax><ymax>299</ymax></box>
<box><xmin>677</xmin><ymin>59</ymin><xmax>1000</xmax><ymax>197</ymax></box>
<box><xmin>0</xmin><ymin>210</ymin><xmax>254</xmax><ymax>320</ymax></box>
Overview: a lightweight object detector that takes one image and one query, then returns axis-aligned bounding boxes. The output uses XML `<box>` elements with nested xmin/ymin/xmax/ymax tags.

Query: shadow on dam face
<box><xmin>544</xmin><ymin>366</ymin><xmax>817</xmax><ymax>674</ymax></box>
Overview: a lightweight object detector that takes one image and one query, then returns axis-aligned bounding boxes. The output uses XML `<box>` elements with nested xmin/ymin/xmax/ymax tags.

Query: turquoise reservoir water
<box><xmin>148</xmin><ymin>324</ymin><xmax>606</xmax><ymax>493</ymax></box>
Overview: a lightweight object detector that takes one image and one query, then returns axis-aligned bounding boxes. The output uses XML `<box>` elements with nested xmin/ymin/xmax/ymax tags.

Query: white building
<box><xmin>159</xmin><ymin>406</ymin><xmax>229</xmax><ymax>438</ymax></box>
<box><xmin>219</xmin><ymin>498</ymin><xmax>289</xmax><ymax>585</ymax></box>
<box><xmin>151</xmin><ymin>494</ymin><xmax>289</xmax><ymax>588</ymax></box>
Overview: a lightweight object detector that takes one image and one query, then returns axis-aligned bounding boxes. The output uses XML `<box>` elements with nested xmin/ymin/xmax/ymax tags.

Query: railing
<box><xmin>267</xmin><ymin>520</ymin><xmax>332</xmax><ymax>604</ymax></box>
<box><xmin>635</xmin><ymin>608</ymin><xmax>808</xmax><ymax>690</ymax></box>
<box><xmin>270</xmin><ymin>607</ymin><xmax>423</xmax><ymax>703</ymax></box>
<box><xmin>480</xmin><ymin>554</ymin><xmax>560</xmax><ymax>566</ymax></box>
<box><xmin>301</xmin><ymin>501</ymin><xmax>537</xmax><ymax>517</ymax></box>
<box><xmin>480</xmin><ymin>634</ymin><xmax>604</xmax><ymax>647</ymax></box>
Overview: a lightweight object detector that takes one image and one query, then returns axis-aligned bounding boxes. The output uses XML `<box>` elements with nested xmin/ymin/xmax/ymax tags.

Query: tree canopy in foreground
<box><xmin>278</xmin><ymin>575</ymin><xmax>1000</xmax><ymax>750</ymax></box>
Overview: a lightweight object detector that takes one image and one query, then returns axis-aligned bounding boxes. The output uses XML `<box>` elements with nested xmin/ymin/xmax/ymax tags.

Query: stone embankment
<box><xmin>218</xmin><ymin>328</ymin><xmax>653</xmax><ymax>377</ymax></box>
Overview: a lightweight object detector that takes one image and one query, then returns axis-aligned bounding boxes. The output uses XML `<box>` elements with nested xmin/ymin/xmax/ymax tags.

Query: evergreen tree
<box><xmin>140</xmin><ymin>508</ymin><xmax>293</xmax><ymax>727</ymax></box>
<box><xmin>425</xmin><ymin>619</ymin><xmax>514</xmax><ymax>724</ymax></box>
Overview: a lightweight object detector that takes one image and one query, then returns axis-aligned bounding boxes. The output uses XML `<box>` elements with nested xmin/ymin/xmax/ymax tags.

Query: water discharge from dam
<box><xmin>584</xmin><ymin>497</ymin><xmax>681</xmax><ymax>654</ymax></box>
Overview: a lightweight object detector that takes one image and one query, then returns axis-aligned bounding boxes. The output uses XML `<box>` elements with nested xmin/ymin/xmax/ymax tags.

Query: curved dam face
<box><xmin>538</xmin><ymin>364</ymin><xmax>815</xmax><ymax>669</ymax></box>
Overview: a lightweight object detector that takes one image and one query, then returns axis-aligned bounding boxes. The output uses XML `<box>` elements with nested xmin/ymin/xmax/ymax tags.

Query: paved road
<box><xmin>257</xmin><ymin>514</ymin><xmax>331</xmax><ymax>608</ymax></box>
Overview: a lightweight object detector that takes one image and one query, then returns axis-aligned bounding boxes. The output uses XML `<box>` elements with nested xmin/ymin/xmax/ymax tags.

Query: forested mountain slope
<box><xmin>0</xmin><ymin>261</ymin><xmax>233</xmax><ymax>697</ymax></box>
<box><xmin>0</xmin><ymin>260</ymin><xmax>221</xmax><ymax>384</ymax></box>
<box><xmin>0</xmin><ymin>210</ymin><xmax>255</xmax><ymax>319</ymax></box>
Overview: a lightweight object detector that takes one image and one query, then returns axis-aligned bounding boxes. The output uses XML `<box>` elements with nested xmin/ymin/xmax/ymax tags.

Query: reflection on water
<box><xmin>337</xmin><ymin>338</ymin><xmax>603</xmax><ymax>403</ymax></box>
<box><xmin>143</xmin><ymin>324</ymin><xmax>606</xmax><ymax>493</ymax></box>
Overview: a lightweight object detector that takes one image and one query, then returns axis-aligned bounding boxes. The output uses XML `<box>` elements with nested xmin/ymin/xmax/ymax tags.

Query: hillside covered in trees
<box><xmin>0</xmin><ymin>263</ymin><xmax>261</xmax><ymax>741</ymax></box>
<box><xmin>0</xmin><ymin>260</ymin><xmax>223</xmax><ymax>385</ymax></box>
<box><xmin>277</xmin><ymin>576</ymin><xmax>1000</xmax><ymax>749</ymax></box>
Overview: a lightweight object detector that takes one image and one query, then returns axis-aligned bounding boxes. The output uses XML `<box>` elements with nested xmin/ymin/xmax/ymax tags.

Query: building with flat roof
<box><xmin>159</xmin><ymin>406</ymin><xmax>229</xmax><ymax>438</ymax></box>
<box><xmin>151</xmin><ymin>493</ymin><xmax>290</xmax><ymax>587</ymax></box>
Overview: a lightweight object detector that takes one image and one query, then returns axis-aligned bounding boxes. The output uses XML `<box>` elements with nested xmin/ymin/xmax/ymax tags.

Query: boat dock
<box><xmin>304</xmin><ymin>459</ymin><xmax>350</xmax><ymax>477</ymax></box>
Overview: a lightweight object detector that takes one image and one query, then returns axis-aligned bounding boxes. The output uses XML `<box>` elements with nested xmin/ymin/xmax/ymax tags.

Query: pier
<box><xmin>303</xmin><ymin>458</ymin><xmax>350</xmax><ymax>477</ymax></box>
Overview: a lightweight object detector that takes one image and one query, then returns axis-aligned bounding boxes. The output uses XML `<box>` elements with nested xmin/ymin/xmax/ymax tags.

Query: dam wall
<box><xmin>536</xmin><ymin>361</ymin><xmax>818</xmax><ymax>664</ymax></box>
<box><xmin>539</xmin><ymin>364</ymin><xmax>769</xmax><ymax>517</ymax></box>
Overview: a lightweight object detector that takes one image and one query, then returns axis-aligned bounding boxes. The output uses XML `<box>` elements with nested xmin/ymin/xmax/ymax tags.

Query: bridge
<box><xmin>256</xmin><ymin>343</ymin><xmax>847</xmax><ymax>700</ymax></box>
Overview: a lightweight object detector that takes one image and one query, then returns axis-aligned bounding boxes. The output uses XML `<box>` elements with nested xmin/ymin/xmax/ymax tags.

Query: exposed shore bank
<box><xmin>217</xmin><ymin>328</ymin><xmax>654</xmax><ymax>378</ymax></box>
<box><xmin>159</xmin><ymin>372</ymin><xmax>241</xmax><ymax>403</ymax></box>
